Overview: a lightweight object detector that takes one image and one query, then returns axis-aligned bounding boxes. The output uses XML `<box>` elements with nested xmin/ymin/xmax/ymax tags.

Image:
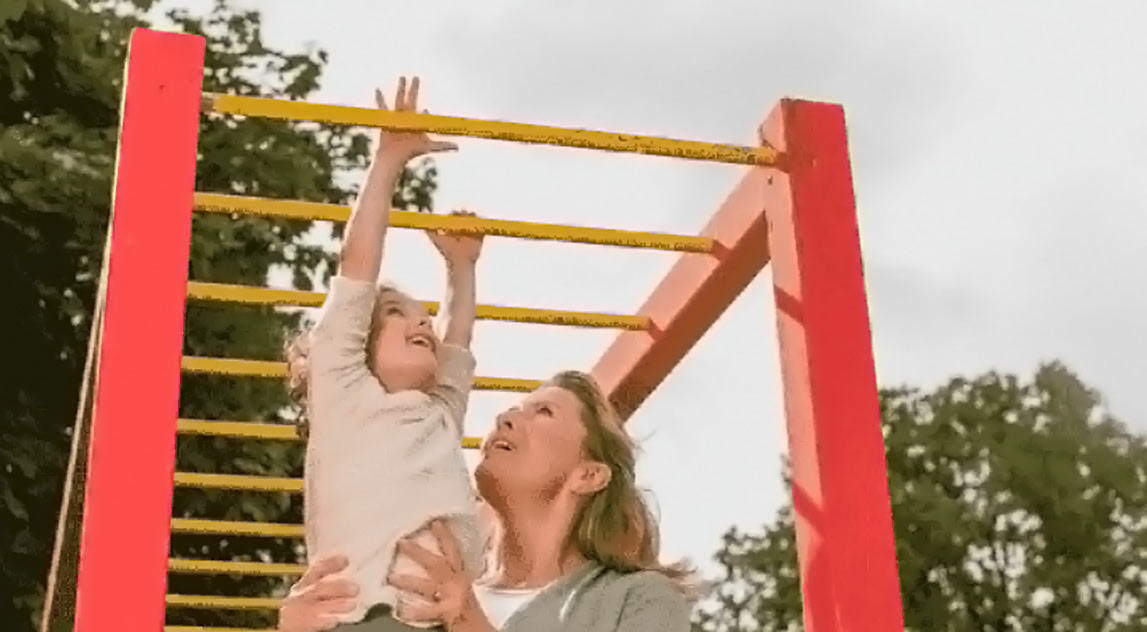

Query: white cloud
<box><xmin>156</xmin><ymin>0</ymin><xmax>1147</xmax><ymax>577</ymax></box>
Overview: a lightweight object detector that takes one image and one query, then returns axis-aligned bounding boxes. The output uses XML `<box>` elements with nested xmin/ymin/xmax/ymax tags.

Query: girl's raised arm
<box><xmin>338</xmin><ymin>77</ymin><xmax>458</xmax><ymax>282</ymax></box>
<box><xmin>428</xmin><ymin>210</ymin><xmax>483</xmax><ymax>348</ymax></box>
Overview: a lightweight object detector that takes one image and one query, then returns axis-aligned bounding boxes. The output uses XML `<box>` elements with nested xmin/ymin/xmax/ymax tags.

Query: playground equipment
<box><xmin>43</xmin><ymin>28</ymin><xmax>905</xmax><ymax>632</ymax></box>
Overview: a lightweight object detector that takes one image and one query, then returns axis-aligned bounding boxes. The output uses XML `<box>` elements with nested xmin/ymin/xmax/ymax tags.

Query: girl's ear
<box><xmin>571</xmin><ymin>461</ymin><xmax>612</xmax><ymax>496</ymax></box>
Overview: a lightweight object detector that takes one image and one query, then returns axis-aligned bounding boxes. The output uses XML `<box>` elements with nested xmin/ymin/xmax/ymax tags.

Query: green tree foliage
<box><xmin>695</xmin><ymin>363</ymin><xmax>1147</xmax><ymax>631</ymax></box>
<box><xmin>0</xmin><ymin>1</ymin><xmax>437</xmax><ymax>629</ymax></box>
<box><xmin>1</xmin><ymin>1</ymin><xmax>139</xmax><ymax>627</ymax></box>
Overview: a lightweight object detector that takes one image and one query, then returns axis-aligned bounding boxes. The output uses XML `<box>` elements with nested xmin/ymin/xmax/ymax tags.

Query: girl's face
<box><xmin>369</xmin><ymin>289</ymin><xmax>438</xmax><ymax>392</ymax></box>
<box><xmin>475</xmin><ymin>385</ymin><xmax>588</xmax><ymax>502</ymax></box>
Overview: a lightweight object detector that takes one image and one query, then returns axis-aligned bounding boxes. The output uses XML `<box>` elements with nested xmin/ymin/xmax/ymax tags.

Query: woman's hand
<box><xmin>428</xmin><ymin>210</ymin><xmax>484</xmax><ymax>267</ymax></box>
<box><xmin>372</xmin><ymin>76</ymin><xmax>457</xmax><ymax>165</ymax></box>
<box><xmin>389</xmin><ymin>520</ymin><xmax>494</xmax><ymax>631</ymax></box>
<box><xmin>278</xmin><ymin>555</ymin><xmax>359</xmax><ymax>632</ymax></box>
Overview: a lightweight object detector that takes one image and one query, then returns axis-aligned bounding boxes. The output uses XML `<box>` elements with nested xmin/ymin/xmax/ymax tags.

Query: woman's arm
<box><xmin>338</xmin><ymin>77</ymin><xmax>458</xmax><ymax>282</ymax></box>
<box><xmin>389</xmin><ymin>520</ymin><xmax>498</xmax><ymax>632</ymax></box>
<box><xmin>444</xmin><ymin>592</ymin><xmax>498</xmax><ymax>632</ymax></box>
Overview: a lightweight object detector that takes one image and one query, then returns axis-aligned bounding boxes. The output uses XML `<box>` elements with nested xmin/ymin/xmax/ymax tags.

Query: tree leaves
<box><xmin>1</xmin><ymin>0</ymin><xmax>440</xmax><ymax>630</ymax></box>
<box><xmin>695</xmin><ymin>363</ymin><xmax>1147</xmax><ymax>631</ymax></box>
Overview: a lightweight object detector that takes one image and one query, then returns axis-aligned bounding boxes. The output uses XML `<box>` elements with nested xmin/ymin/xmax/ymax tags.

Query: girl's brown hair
<box><xmin>548</xmin><ymin>370</ymin><xmax>702</xmax><ymax>598</ymax></box>
<box><xmin>284</xmin><ymin>282</ymin><xmax>402</xmax><ymax>439</ymax></box>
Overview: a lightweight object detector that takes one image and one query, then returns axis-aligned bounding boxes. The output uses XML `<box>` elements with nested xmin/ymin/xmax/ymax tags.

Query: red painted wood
<box><xmin>763</xmin><ymin>99</ymin><xmax>904</xmax><ymax>631</ymax></box>
<box><xmin>74</xmin><ymin>28</ymin><xmax>204</xmax><ymax>632</ymax></box>
<box><xmin>592</xmin><ymin>166</ymin><xmax>772</xmax><ymax>420</ymax></box>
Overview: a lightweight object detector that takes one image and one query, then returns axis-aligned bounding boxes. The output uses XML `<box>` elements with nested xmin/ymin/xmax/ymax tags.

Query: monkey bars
<box><xmin>44</xmin><ymin>27</ymin><xmax>905</xmax><ymax>632</ymax></box>
<box><xmin>200</xmin><ymin>93</ymin><xmax>782</xmax><ymax>167</ymax></box>
<box><xmin>186</xmin><ymin>281</ymin><xmax>650</xmax><ymax>329</ymax></box>
<box><xmin>194</xmin><ymin>193</ymin><xmax>717</xmax><ymax>252</ymax></box>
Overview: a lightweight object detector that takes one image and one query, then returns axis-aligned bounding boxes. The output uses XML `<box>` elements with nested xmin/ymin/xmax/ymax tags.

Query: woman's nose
<box><xmin>495</xmin><ymin>411</ymin><xmax>515</xmax><ymax>429</ymax></box>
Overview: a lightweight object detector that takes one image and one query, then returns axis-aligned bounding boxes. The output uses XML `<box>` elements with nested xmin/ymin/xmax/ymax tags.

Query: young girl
<box><xmin>286</xmin><ymin>77</ymin><xmax>488</xmax><ymax>631</ymax></box>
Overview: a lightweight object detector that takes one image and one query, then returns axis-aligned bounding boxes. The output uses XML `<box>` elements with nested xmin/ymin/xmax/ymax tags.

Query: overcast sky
<box><xmin>153</xmin><ymin>0</ymin><xmax>1147</xmax><ymax>577</ymax></box>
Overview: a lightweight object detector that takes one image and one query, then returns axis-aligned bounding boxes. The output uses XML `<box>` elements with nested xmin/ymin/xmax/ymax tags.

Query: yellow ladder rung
<box><xmin>188</xmin><ymin>281</ymin><xmax>325</xmax><ymax>307</ymax></box>
<box><xmin>174</xmin><ymin>472</ymin><xmax>301</xmax><ymax>493</ymax></box>
<box><xmin>179</xmin><ymin>356</ymin><xmax>543</xmax><ymax>392</ymax></box>
<box><xmin>171</xmin><ymin>518</ymin><xmax>303</xmax><ymax>538</ymax></box>
<box><xmin>201</xmin><ymin>93</ymin><xmax>782</xmax><ymax>167</ymax></box>
<box><xmin>194</xmin><ymin>193</ymin><xmax>716</xmax><ymax>253</ymax></box>
<box><xmin>186</xmin><ymin>281</ymin><xmax>649</xmax><ymax>330</ymax></box>
<box><xmin>168</xmin><ymin>558</ymin><xmax>305</xmax><ymax>576</ymax></box>
<box><xmin>175</xmin><ymin>418</ymin><xmax>483</xmax><ymax>449</ymax></box>
<box><xmin>181</xmin><ymin>357</ymin><xmax>285</xmax><ymax>378</ymax></box>
<box><xmin>177</xmin><ymin>419</ymin><xmax>299</xmax><ymax>441</ymax></box>
<box><xmin>167</xmin><ymin>594</ymin><xmax>280</xmax><ymax>610</ymax></box>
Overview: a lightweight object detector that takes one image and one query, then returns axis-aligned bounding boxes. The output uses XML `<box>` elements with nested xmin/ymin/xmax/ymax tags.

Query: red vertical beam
<box><xmin>763</xmin><ymin>99</ymin><xmax>904</xmax><ymax>631</ymax></box>
<box><xmin>591</xmin><ymin>167</ymin><xmax>771</xmax><ymax>421</ymax></box>
<box><xmin>74</xmin><ymin>28</ymin><xmax>204</xmax><ymax>632</ymax></box>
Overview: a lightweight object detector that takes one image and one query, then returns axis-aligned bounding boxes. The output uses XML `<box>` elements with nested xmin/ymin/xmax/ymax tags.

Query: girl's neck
<box><xmin>488</xmin><ymin>498</ymin><xmax>586</xmax><ymax>589</ymax></box>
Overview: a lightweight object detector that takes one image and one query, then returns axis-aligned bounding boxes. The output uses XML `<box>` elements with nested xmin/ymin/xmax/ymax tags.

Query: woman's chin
<box><xmin>474</xmin><ymin>458</ymin><xmax>497</xmax><ymax>477</ymax></box>
<box><xmin>474</xmin><ymin>464</ymin><xmax>501</xmax><ymax>500</ymax></box>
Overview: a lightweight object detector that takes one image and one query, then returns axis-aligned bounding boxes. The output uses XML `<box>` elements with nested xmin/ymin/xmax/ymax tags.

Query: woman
<box><xmin>279</xmin><ymin>371</ymin><xmax>697</xmax><ymax>631</ymax></box>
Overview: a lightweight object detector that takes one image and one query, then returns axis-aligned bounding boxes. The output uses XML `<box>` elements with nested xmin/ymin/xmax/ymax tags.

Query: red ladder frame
<box><xmin>58</xmin><ymin>27</ymin><xmax>904</xmax><ymax>632</ymax></box>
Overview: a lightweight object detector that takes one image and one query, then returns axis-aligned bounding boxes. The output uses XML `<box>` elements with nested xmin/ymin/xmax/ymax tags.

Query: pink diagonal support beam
<box><xmin>73</xmin><ymin>28</ymin><xmax>204</xmax><ymax>632</ymax></box>
<box><xmin>591</xmin><ymin>165</ymin><xmax>772</xmax><ymax>421</ymax></box>
<box><xmin>763</xmin><ymin>99</ymin><xmax>905</xmax><ymax>631</ymax></box>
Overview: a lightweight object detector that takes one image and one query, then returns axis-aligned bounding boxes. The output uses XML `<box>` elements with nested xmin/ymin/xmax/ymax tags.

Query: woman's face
<box><xmin>475</xmin><ymin>385</ymin><xmax>587</xmax><ymax>502</ymax></box>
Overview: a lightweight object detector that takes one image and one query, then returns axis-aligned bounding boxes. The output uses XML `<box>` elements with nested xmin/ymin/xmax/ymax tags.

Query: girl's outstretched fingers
<box><xmin>372</xmin><ymin>77</ymin><xmax>456</xmax><ymax>161</ymax></box>
<box><xmin>406</xmin><ymin>76</ymin><xmax>420</xmax><ymax>111</ymax></box>
<box><xmin>427</xmin><ymin>138</ymin><xmax>459</xmax><ymax>153</ymax></box>
<box><xmin>394</xmin><ymin>76</ymin><xmax>408</xmax><ymax>111</ymax></box>
<box><xmin>422</xmin><ymin>110</ymin><xmax>458</xmax><ymax>153</ymax></box>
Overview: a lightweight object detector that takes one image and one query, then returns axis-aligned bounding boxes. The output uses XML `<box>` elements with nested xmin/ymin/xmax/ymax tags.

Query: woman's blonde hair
<box><xmin>548</xmin><ymin>370</ymin><xmax>701</xmax><ymax>597</ymax></box>
<box><xmin>284</xmin><ymin>282</ymin><xmax>403</xmax><ymax>439</ymax></box>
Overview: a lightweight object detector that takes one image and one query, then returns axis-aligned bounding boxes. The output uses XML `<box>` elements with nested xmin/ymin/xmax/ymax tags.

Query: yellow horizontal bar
<box><xmin>202</xmin><ymin>93</ymin><xmax>782</xmax><ymax>167</ymax></box>
<box><xmin>171</xmin><ymin>517</ymin><xmax>303</xmax><ymax>538</ymax></box>
<box><xmin>195</xmin><ymin>193</ymin><xmax>714</xmax><ymax>253</ymax></box>
<box><xmin>167</xmin><ymin>594</ymin><xmax>280</xmax><ymax>610</ymax></box>
<box><xmin>186</xmin><ymin>280</ymin><xmax>648</xmax><ymax>330</ymax></box>
<box><xmin>181</xmin><ymin>356</ymin><xmax>287</xmax><ymax>378</ymax></box>
<box><xmin>180</xmin><ymin>356</ymin><xmax>542</xmax><ymax>392</ymax></box>
<box><xmin>177</xmin><ymin>419</ymin><xmax>299</xmax><ymax>441</ymax></box>
<box><xmin>174</xmin><ymin>472</ymin><xmax>301</xmax><ymax>493</ymax></box>
<box><xmin>175</xmin><ymin>418</ymin><xmax>483</xmax><ymax>449</ymax></box>
<box><xmin>169</xmin><ymin>558</ymin><xmax>305</xmax><ymax>576</ymax></box>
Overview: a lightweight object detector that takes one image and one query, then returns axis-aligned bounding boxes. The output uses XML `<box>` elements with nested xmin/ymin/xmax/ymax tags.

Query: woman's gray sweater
<box><xmin>499</xmin><ymin>562</ymin><xmax>692</xmax><ymax>631</ymax></box>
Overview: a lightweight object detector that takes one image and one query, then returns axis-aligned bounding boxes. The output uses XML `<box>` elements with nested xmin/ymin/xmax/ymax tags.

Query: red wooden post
<box><xmin>73</xmin><ymin>28</ymin><xmax>204</xmax><ymax>631</ymax></box>
<box><xmin>762</xmin><ymin>99</ymin><xmax>905</xmax><ymax>631</ymax></box>
<box><xmin>591</xmin><ymin>168</ymin><xmax>772</xmax><ymax>420</ymax></box>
